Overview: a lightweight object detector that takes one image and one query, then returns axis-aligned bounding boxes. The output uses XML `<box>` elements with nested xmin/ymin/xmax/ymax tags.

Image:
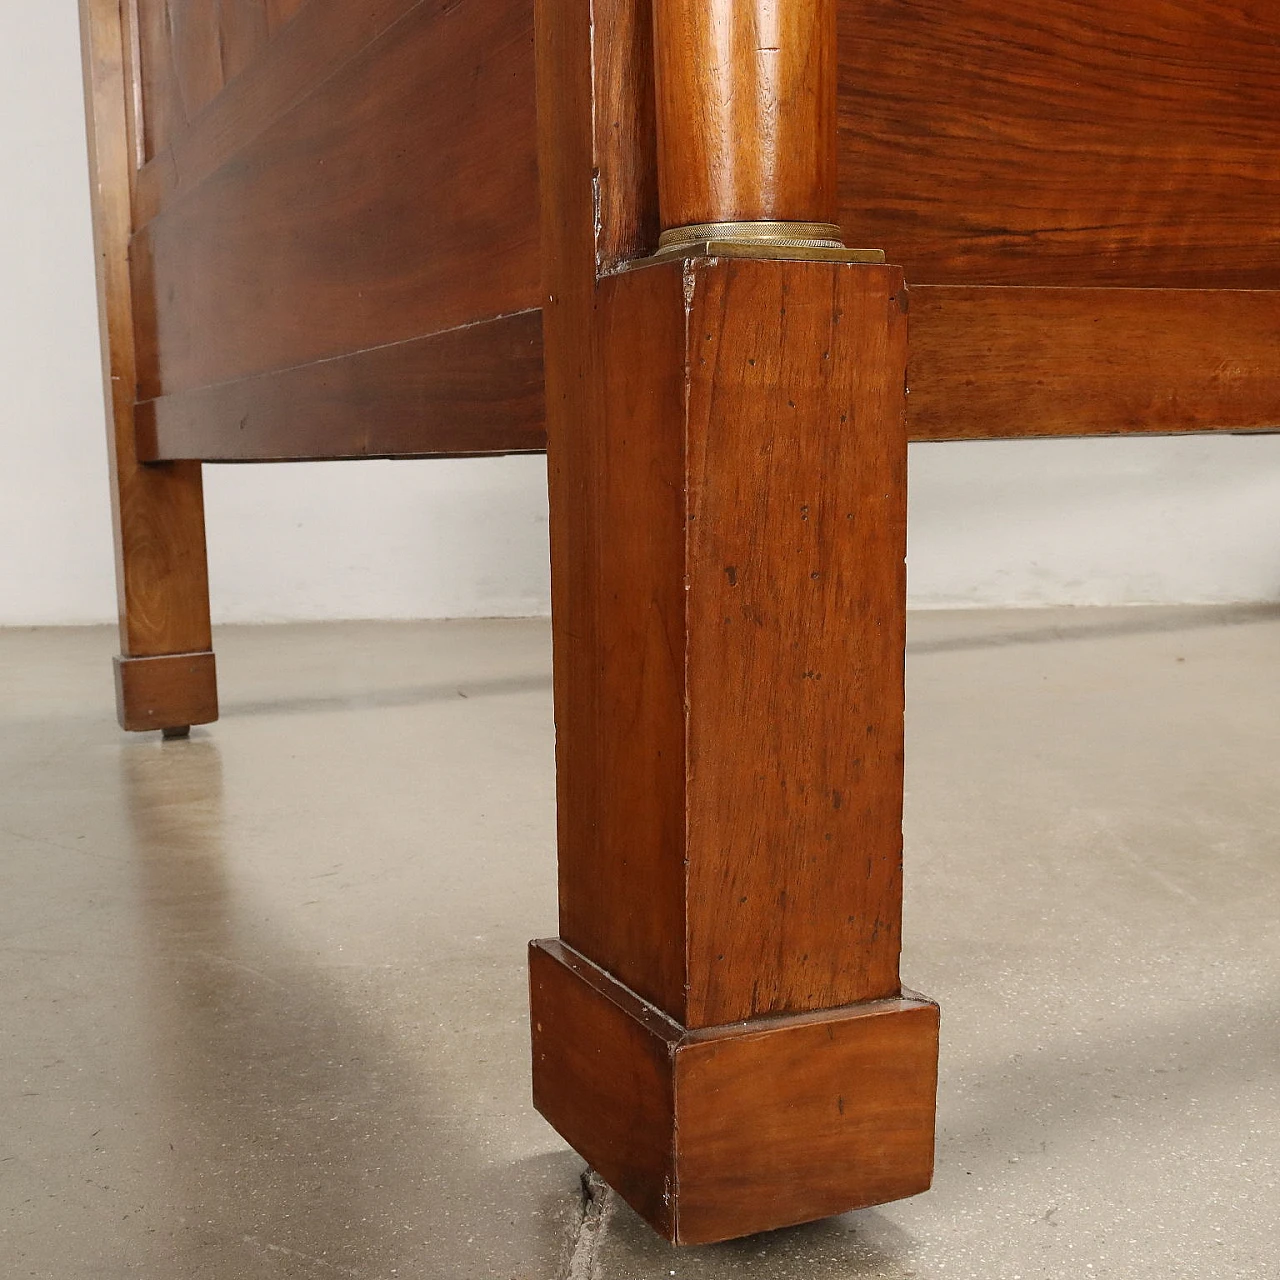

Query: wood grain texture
<box><xmin>138</xmin><ymin>280</ymin><xmax>1280</xmax><ymax>462</ymax></box>
<box><xmin>265</xmin><ymin>0</ymin><xmax>308</xmax><ymax>33</ymax></box>
<box><xmin>132</xmin><ymin>0</ymin><xmax>539</xmax><ymax>399</ymax></box>
<box><xmin>136</xmin><ymin>311</ymin><xmax>545</xmax><ymax>461</ymax></box>
<box><xmin>547</xmin><ymin>263</ymin><xmax>691</xmax><ymax>1017</ymax></box>
<box><xmin>530</xmin><ymin>939</ymin><xmax>938</xmax><ymax>1245</ymax></box>
<box><xmin>653</xmin><ymin>0</ymin><xmax>837</xmax><ymax>227</ymax></box>
<box><xmin>529</xmin><ymin>940</ymin><xmax>679</xmax><ymax>1237</ymax></box>
<box><xmin>166</xmin><ymin>0</ymin><xmax>225</xmax><ymax>121</ymax></box>
<box><xmin>540</xmin><ymin>0</ymin><xmax>910</xmax><ymax>1003</ymax></box>
<box><xmin>217</xmin><ymin>0</ymin><xmax>271</xmax><ymax>83</ymax></box>
<box><xmin>552</xmin><ymin>0</ymin><xmax>1280</xmax><ymax>285</ymax></box>
<box><xmin>837</xmin><ymin>0</ymin><xmax>1280</xmax><ymax>288</ymax></box>
<box><xmin>675</xmin><ymin>989</ymin><xmax>938</xmax><ymax>1243</ymax></box>
<box><xmin>593</xmin><ymin>0</ymin><xmax>660</xmax><ymax>265</ymax></box>
<box><xmin>544</xmin><ymin>257</ymin><xmax>909</xmax><ymax>1026</ymax></box>
<box><xmin>538</xmin><ymin>0</ymin><xmax>690</xmax><ymax>1018</ymax></box>
<box><xmin>134</xmin><ymin>0</ymin><xmax>187</xmax><ymax>159</ymax></box>
<box><xmin>114</xmin><ymin>651</ymin><xmax>218</xmax><ymax>731</ymax></box>
<box><xmin>683</xmin><ymin>258</ymin><xmax>908</xmax><ymax>1026</ymax></box>
<box><xmin>908</xmin><ymin>287</ymin><xmax>1280</xmax><ymax>440</ymax></box>
<box><xmin>133</xmin><ymin>0</ymin><xmax>428</xmax><ymax>224</ymax></box>
<box><xmin>534</xmin><ymin>0</ymin><xmax>937</xmax><ymax>1240</ymax></box>
<box><xmin>80</xmin><ymin>0</ymin><xmax>213</xmax><ymax>684</ymax></box>
<box><xmin>136</xmin><ymin>0</ymin><xmax>274</xmax><ymax>149</ymax></box>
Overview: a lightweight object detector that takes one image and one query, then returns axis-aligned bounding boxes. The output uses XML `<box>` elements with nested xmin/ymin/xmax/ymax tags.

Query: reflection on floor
<box><xmin>2</xmin><ymin>609</ymin><xmax>1277</xmax><ymax>1279</ymax></box>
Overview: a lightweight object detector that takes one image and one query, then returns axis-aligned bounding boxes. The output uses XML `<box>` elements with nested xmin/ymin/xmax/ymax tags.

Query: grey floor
<box><xmin>2</xmin><ymin>608</ymin><xmax>1278</xmax><ymax>1279</ymax></box>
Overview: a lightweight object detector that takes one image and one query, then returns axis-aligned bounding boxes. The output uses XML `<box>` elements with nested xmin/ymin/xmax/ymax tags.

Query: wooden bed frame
<box><xmin>80</xmin><ymin>0</ymin><xmax>1279</xmax><ymax>1246</ymax></box>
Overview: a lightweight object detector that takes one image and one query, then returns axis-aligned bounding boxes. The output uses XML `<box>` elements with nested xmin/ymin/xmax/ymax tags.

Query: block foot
<box><xmin>114</xmin><ymin>652</ymin><xmax>218</xmax><ymax>734</ymax></box>
<box><xmin>530</xmin><ymin>939</ymin><xmax>939</xmax><ymax>1245</ymax></box>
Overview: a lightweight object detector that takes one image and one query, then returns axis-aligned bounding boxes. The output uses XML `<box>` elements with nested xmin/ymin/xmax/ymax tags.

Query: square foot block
<box><xmin>529</xmin><ymin>938</ymin><xmax>939</xmax><ymax>1245</ymax></box>
<box><xmin>114</xmin><ymin>651</ymin><xmax>218</xmax><ymax>733</ymax></box>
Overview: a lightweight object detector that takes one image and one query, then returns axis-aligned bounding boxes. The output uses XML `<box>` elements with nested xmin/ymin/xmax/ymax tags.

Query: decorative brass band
<box><xmin>658</xmin><ymin>220</ymin><xmax>845</xmax><ymax>252</ymax></box>
<box><xmin>652</xmin><ymin>220</ymin><xmax>886</xmax><ymax>265</ymax></box>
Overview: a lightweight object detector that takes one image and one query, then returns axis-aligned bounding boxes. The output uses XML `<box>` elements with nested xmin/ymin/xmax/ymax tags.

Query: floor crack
<box><xmin>561</xmin><ymin>1168</ymin><xmax>615</xmax><ymax>1280</ymax></box>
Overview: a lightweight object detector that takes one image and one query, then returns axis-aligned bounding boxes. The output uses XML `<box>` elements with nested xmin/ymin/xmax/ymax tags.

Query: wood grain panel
<box><xmin>134</xmin><ymin>0</ymin><xmax>187</xmax><ymax>159</ymax></box>
<box><xmin>265</xmin><ymin>0</ymin><xmax>308</xmax><ymax>32</ymax></box>
<box><xmin>133</xmin><ymin>279</ymin><xmax>1280</xmax><ymax>463</ymax></box>
<box><xmin>136</xmin><ymin>312</ymin><xmax>545</xmax><ymax>461</ymax></box>
<box><xmin>217</xmin><ymin>0</ymin><xmax>271</xmax><ymax>82</ymax></box>
<box><xmin>135</xmin><ymin>284</ymin><xmax>1280</xmax><ymax>462</ymax></box>
<box><xmin>908</xmin><ymin>286</ymin><xmax>1280</xmax><ymax>440</ymax></box>
<box><xmin>137</xmin><ymin>0</ymin><xmax>272</xmax><ymax>156</ymax></box>
<box><xmin>684</xmin><ymin>259</ymin><xmax>908</xmax><ymax>1026</ymax></box>
<box><xmin>133</xmin><ymin>0</ymin><xmax>428</xmax><ymax>224</ymax></box>
<box><xmin>131</xmin><ymin>0</ymin><xmax>540</xmax><ymax>398</ymax></box>
<box><xmin>838</xmin><ymin>0</ymin><xmax>1280</xmax><ymax>288</ymax></box>
<box><xmin>167</xmin><ymin>0</ymin><xmax>225</xmax><ymax>120</ymax></box>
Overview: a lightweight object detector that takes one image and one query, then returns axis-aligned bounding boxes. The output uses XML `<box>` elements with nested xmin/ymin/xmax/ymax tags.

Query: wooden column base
<box><xmin>113</xmin><ymin>651</ymin><xmax>218</xmax><ymax>733</ymax></box>
<box><xmin>530</xmin><ymin>940</ymin><xmax>939</xmax><ymax>1245</ymax></box>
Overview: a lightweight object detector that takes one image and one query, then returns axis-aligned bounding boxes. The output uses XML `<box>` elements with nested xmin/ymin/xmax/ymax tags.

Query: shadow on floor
<box><xmin>216</xmin><ymin>670</ymin><xmax>555</xmax><ymax>721</ymax></box>
<box><xmin>119</xmin><ymin>738</ymin><xmax>576</xmax><ymax>1278</ymax></box>
<box><xmin>219</xmin><ymin>673</ymin><xmax>553</xmax><ymax>721</ymax></box>
<box><xmin>906</xmin><ymin>602</ymin><xmax>1280</xmax><ymax>656</ymax></box>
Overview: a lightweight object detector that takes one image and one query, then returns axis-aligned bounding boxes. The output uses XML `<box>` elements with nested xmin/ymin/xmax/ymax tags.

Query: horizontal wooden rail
<box><xmin>136</xmin><ymin>312</ymin><xmax>544</xmax><ymax>462</ymax></box>
<box><xmin>138</xmin><ymin>285</ymin><xmax>1279</xmax><ymax>462</ymax></box>
<box><xmin>134</xmin><ymin>0</ymin><xmax>432</xmax><ymax>224</ymax></box>
<box><xmin>906</xmin><ymin>286</ymin><xmax>1280</xmax><ymax>441</ymax></box>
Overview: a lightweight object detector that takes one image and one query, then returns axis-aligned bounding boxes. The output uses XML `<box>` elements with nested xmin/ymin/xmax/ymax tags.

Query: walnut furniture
<box><xmin>80</xmin><ymin>0</ymin><xmax>1280</xmax><ymax>1245</ymax></box>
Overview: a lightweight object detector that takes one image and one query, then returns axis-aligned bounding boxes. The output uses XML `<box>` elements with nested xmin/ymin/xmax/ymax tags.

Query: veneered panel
<box><xmin>134</xmin><ymin>0</ymin><xmax>187</xmax><ymax>159</ymax></box>
<box><xmin>133</xmin><ymin>0</ymin><xmax>428</xmax><ymax>223</ymax></box>
<box><xmin>138</xmin><ymin>285</ymin><xmax>1280</xmax><ymax>459</ymax></box>
<box><xmin>167</xmin><ymin>0</ymin><xmax>225</xmax><ymax>120</ymax></box>
<box><xmin>264</xmin><ymin>0</ymin><xmax>308</xmax><ymax>34</ymax></box>
<box><xmin>217</xmin><ymin>0</ymin><xmax>271</xmax><ymax>82</ymax></box>
<box><xmin>131</xmin><ymin>0</ymin><xmax>539</xmax><ymax>398</ymax></box>
<box><xmin>838</xmin><ymin>0</ymin><xmax>1280</xmax><ymax>288</ymax></box>
<box><xmin>137</xmin><ymin>312</ymin><xmax>545</xmax><ymax>461</ymax></box>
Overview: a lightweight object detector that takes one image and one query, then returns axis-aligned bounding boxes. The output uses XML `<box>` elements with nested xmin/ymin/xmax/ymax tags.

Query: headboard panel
<box><xmin>128</xmin><ymin>0</ymin><xmax>540</xmax><ymax>405</ymax></box>
<box><xmin>134</xmin><ymin>0</ymin><xmax>311</xmax><ymax>160</ymax></box>
<box><xmin>837</xmin><ymin>0</ymin><xmax>1280</xmax><ymax>289</ymax></box>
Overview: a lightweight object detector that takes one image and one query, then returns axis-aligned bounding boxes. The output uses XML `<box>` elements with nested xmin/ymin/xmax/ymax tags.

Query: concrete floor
<box><xmin>2</xmin><ymin>608</ymin><xmax>1278</xmax><ymax>1279</ymax></box>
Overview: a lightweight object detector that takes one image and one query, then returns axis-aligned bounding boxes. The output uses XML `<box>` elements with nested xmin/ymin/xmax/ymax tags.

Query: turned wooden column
<box><xmin>652</xmin><ymin>0</ymin><xmax>842</xmax><ymax>249</ymax></box>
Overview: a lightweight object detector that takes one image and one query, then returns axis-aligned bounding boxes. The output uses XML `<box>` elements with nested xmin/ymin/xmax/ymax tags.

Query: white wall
<box><xmin>2</xmin><ymin>6</ymin><xmax>1278</xmax><ymax>627</ymax></box>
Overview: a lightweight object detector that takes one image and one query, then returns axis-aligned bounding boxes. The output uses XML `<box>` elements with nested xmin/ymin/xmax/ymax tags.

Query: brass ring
<box><xmin>656</xmin><ymin>221</ymin><xmax>846</xmax><ymax>254</ymax></box>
